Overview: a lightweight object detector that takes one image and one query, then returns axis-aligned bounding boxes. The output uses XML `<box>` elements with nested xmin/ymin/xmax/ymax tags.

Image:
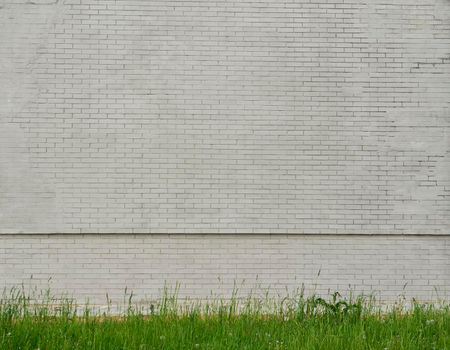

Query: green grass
<box><xmin>0</xmin><ymin>287</ymin><xmax>449</xmax><ymax>350</ymax></box>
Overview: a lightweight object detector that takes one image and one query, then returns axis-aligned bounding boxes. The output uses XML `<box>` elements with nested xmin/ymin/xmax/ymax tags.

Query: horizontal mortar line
<box><xmin>0</xmin><ymin>232</ymin><xmax>448</xmax><ymax>237</ymax></box>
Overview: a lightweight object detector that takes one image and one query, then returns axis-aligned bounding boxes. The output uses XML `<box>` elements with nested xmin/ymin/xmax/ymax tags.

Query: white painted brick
<box><xmin>0</xmin><ymin>0</ymin><xmax>449</xmax><ymax>301</ymax></box>
<box><xmin>0</xmin><ymin>0</ymin><xmax>449</xmax><ymax>234</ymax></box>
<box><xmin>1</xmin><ymin>235</ymin><xmax>447</xmax><ymax>304</ymax></box>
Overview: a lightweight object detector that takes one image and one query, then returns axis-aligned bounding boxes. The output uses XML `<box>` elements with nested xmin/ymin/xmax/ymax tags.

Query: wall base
<box><xmin>1</xmin><ymin>235</ymin><xmax>448</xmax><ymax>305</ymax></box>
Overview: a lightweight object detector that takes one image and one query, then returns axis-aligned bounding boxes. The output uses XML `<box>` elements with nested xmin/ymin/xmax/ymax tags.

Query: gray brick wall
<box><xmin>1</xmin><ymin>0</ymin><xmax>449</xmax><ymax>234</ymax></box>
<box><xmin>1</xmin><ymin>1</ymin><xmax>449</xmax><ymax>302</ymax></box>
<box><xmin>1</xmin><ymin>235</ymin><xmax>449</xmax><ymax>304</ymax></box>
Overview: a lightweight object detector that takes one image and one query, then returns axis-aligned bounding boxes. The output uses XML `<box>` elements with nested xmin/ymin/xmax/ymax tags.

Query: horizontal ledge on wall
<box><xmin>0</xmin><ymin>232</ymin><xmax>449</xmax><ymax>237</ymax></box>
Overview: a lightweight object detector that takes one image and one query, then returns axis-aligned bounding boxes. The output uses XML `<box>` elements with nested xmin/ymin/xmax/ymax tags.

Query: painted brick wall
<box><xmin>1</xmin><ymin>0</ymin><xmax>449</xmax><ymax>234</ymax></box>
<box><xmin>1</xmin><ymin>235</ymin><xmax>449</xmax><ymax>304</ymax></box>
<box><xmin>1</xmin><ymin>1</ymin><xmax>449</xmax><ymax>303</ymax></box>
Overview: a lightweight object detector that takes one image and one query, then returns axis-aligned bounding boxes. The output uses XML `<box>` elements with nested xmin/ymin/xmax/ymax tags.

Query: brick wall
<box><xmin>0</xmin><ymin>0</ymin><xmax>449</xmax><ymax>303</ymax></box>
<box><xmin>1</xmin><ymin>0</ymin><xmax>449</xmax><ymax>234</ymax></box>
<box><xmin>1</xmin><ymin>235</ymin><xmax>449</xmax><ymax>304</ymax></box>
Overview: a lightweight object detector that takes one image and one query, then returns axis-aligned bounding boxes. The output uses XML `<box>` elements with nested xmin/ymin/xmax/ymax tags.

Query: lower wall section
<box><xmin>0</xmin><ymin>235</ymin><xmax>449</xmax><ymax>305</ymax></box>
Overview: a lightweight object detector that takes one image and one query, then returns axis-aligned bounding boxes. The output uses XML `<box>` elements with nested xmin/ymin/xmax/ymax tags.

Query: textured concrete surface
<box><xmin>1</xmin><ymin>0</ymin><xmax>449</xmax><ymax>234</ymax></box>
<box><xmin>0</xmin><ymin>235</ymin><xmax>449</xmax><ymax>304</ymax></box>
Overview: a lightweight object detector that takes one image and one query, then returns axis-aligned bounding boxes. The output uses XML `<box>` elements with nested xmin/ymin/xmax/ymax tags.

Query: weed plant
<box><xmin>0</xmin><ymin>286</ymin><xmax>448</xmax><ymax>349</ymax></box>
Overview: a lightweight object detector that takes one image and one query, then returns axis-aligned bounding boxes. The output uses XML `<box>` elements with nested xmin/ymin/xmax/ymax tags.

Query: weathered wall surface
<box><xmin>1</xmin><ymin>1</ymin><xmax>450</xmax><ymax>303</ymax></box>
<box><xmin>1</xmin><ymin>235</ymin><xmax>449</xmax><ymax>304</ymax></box>
<box><xmin>1</xmin><ymin>0</ymin><xmax>449</xmax><ymax>234</ymax></box>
